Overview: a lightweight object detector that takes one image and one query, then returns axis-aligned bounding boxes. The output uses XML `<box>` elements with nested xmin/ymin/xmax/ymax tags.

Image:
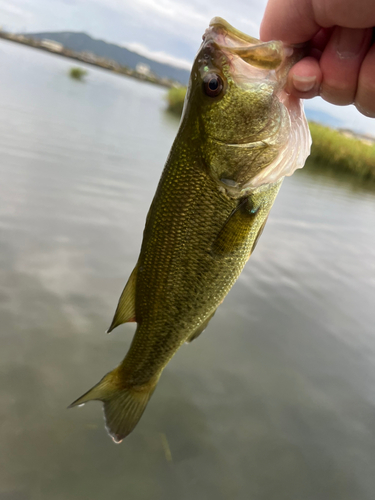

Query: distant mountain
<box><xmin>28</xmin><ymin>31</ymin><xmax>190</xmax><ymax>84</ymax></box>
<box><xmin>304</xmin><ymin>108</ymin><xmax>343</xmax><ymax>129</ymax></box>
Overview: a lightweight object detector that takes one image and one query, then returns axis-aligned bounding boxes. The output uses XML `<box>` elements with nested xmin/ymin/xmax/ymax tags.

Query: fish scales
<box><xmin>69</xmin><ymin>17</ymin><xmax>311</xmax><ymax>443</ymax></box>
<box><xmin>127</xmin><ymin>148</ymin><xmax>274</xmax><ymax>380</ymax></box>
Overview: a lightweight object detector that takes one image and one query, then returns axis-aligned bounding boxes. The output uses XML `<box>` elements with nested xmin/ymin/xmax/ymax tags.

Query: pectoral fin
<box><xmin>107</xmin><ymin>265</ymin><xmax>138</xmax><ymax>333</ymax></box>
<box><xmin>212</xmin><ymin>198</ymin><xmax>261</xmax><ymax>256</ymax></box>
<box><xmin>186</xmin><ymin>309</ymin><xmax>217</xmax><ymax>343</ymax></box>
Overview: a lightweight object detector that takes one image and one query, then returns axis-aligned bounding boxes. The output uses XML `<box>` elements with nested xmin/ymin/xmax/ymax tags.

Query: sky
<box><xmin>1</xmin><ymin>0</ymin><xmax>374</xmax><ymax>135</ymax></box>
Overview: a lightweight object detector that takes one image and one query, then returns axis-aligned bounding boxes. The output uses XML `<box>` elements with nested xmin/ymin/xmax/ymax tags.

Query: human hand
<box><xmin>260</xmin><ymin>0</ymin><xmax>375</xmax><ymax>117</ymax></box>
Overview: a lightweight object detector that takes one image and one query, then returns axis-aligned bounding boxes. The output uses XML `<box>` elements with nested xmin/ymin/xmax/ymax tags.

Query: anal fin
<box><xmin>107</xmin><ymin>265</ymin><xmax>138</xmax><ymax>333</ymax></box>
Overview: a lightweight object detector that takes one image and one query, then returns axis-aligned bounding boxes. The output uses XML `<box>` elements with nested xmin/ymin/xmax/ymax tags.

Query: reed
<box><xmin>69</xmin><ymin>67</ymin><xmax>87</xmax><ymax>80</ymax></box>
<box><xmin>307</xmin><ymin>122</ymin><xmax>375</xmax><ymax>181</ymax></box>
<box><xmin>166</xmin><ymin>87</ymin><xmax>187</xmax><ymax>115</ymax></box>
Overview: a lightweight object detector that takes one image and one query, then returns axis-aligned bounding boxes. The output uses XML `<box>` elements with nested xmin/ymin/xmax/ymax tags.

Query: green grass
<box><xmin>166</xmin><ymin>87</ymin><xmax>187</xmax><ymax>115</ymax></box>
<box><xmin>308</xmin><ymin>122</ymin><xmax>375</xmax><ymax>181</ymax></box>
<box><xmin>165</xmin><ymin>86</ymin><xmax>375</xmax><ymax>182</ymax></box>
<box><xmin>69</xmin><ymin>67</ymin><xmax>87</xmax><ymax>81</ymax></box>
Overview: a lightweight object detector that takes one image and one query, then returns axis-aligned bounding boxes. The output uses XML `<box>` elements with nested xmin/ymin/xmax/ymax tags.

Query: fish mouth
<box><xmin>208</xmin><ymin>17</ymin><xmax>260</xmax><ymax>46</ymax></box>
<box><xmin>203</xmin><ymin>17</ymin><xmax>307</xmax><ymax>82</ymax></box>
<box><xmin>195</xmin><ymin>18</ymin><xmax>312</xmax><ymax>192</ymax></box>
<box><xmin>205</xmin><ymin>17</ymin><xmax>285</xmax><ymax>72</ymax></box>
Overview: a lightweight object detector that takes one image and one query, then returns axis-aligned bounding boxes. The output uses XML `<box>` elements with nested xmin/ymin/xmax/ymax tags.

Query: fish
<box><xmin>69</xmin><ymin>17</ymin><xmax>311</xmax><ymax>443</ymax></box>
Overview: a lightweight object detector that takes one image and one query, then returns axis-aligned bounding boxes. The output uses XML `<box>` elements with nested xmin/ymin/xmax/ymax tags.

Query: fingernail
<box><xmin>292</xmin><ymin>75</ymin><xmax>316</xmax><ymax>92</ymax></box>
<box><xmin>336</xmin><ymin>27</ymin><xmax>367</xmax><ymax>59</ymax></box>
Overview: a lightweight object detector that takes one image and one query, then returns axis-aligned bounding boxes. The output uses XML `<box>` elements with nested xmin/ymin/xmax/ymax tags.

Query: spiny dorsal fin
<box><xmin>106</xmin><ymin>265</ymin><xmax>138</xmax><ymax>333</ymax></box>
<box><xmin>186</xmin><ymin>309</ymin><xmax>217</xmax><ymax>343</ymax></box>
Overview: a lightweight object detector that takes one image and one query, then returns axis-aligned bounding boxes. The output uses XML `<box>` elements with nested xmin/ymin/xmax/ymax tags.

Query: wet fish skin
<box><xmin>69</xmin><ymin>17</ymin><xmax>311</xmax><ymax>442</ymax></box>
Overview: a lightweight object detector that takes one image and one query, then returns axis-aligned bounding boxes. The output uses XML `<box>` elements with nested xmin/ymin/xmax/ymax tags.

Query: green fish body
<box><xmin>70</xmin><ymin>17</ymin><xmax>311</xmax><ymax>442</ymax></box>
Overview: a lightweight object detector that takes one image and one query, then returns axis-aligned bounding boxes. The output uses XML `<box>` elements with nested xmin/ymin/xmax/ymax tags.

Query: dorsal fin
<box><xmin>106</xmin><ymin>265</ymin><xmax>138</xmax><ymax>333</ymax></box>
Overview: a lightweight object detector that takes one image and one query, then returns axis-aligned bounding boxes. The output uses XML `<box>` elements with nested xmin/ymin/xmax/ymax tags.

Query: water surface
<box><xmin>1</xmin><ymin>39</ymin><xmax>375</xmax><ymax>500</ymax></box>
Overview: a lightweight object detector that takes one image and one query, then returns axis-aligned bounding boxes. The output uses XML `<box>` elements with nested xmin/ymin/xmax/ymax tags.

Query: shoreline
<box><xmin>0</xmin><ymin>32</ymin><xmax>179</xmax><ymax>89</ymax></box>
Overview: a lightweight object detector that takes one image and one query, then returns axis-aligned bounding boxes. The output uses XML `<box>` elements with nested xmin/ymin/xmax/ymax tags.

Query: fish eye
<box><xmin>203</xmin><ymin>73</ymin><xmax>224</xmax><ymax>97</ymax></box>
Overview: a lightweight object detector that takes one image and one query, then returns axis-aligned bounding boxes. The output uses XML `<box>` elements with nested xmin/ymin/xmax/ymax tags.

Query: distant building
<box><xmin>106</xmin><ymin>60</ymin><xmax>121</xmax><ymax>71</ymax></box>
<box><xmin>14</xmin><ymin>34</ymin><xmax>28</xmax><ymax>42</ymax></box>
<box><xmin>160</xmin><ymin>77</ymin><xmax>172</xmax><ymax>87</ymax></box>
<box><xmin>79</xmin><ymin>51</ymin><xmax>97</xmax><ymax>64</ymax></box>
<box><xmin>40</xmin><ymin>39</ymin><xmax>63</xmax><ymax>52</ymax></box>
<box><xmin>135</xmin><ymin>63</ymin><xmax>152</xmax><ymax>77</ymax></box>
<box><xmin>338</xmin><ymin>128</ymin><xmax>375</xmax><ymax>146</ymax></box>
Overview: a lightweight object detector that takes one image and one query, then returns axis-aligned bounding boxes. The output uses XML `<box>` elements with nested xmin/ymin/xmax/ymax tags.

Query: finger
<box><xmin>260</xmin><ymin>0</ymin><xmax>319</xmax><ymax>43</ymax></box>
<box><xmin>308</xmin><ymin>28</ymin><xmax>334</xmax><ymax>61</ymax></box>
<box><xmin>319</xmin><ymin>27</ymin><xmax>373</xmax><ymax>105</ymax></box>
<box><xmin>316</xmin><ymin>0</ymin><xmax>375</xmax><ymax>29</ymax></box>
<box><xmin>310</xmin><ymin>28</ymin><xmax>334</xmax><ymax>53</ymax></box>
<box><xmin>355</xmin><ymin>43</ymin><xmax>375</xmax><ymax>117</ymax></box>
<box><xmin>260</xmin><ymin>0</ymin><xmax>375</xmax><ymax>44</ymax></box>
<box><xmin>285</xmin><ymin>57</ymin><xmax>322</xmax><ymax>98</ymax></box>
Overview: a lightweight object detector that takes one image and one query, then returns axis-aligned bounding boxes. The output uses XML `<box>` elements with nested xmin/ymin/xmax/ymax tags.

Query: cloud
<box><xmin>130</xmin><ymin>0</ymin><xmax>207</xmax><ymax>25</ymax></box>
<box><xmin>87</xmin><ymin>0</ymin><xmax>266</xmax><ymax>53</ymax></box>
<box><xmin>305</xmin><ymin>98</ymin><xmax>375</xmax><ymax>136</ymax></box>
<box><xmin>0</xmin><ymin>0</ymin><xmax>35</xmax><ymax>28</ymax></box>
<box><xmin>122</xmin><ymin>41</ymin><xmax>192</xmax><ymax>69</ymax></box>
<box><xmin>91</xmin><ymin>0</ymin><xmax>210</xmax><ymax>27</ymax></box>
<box><xmin>1</xmin><ymin>0</ymin><xmax>266</xmax><ymax>59</ymax></box>
<box><xmin>1</xmin><ymin>0</ymin><xmax>373</xmax><ymax>135</ymax></box>
<box><xmin>0</xmin><ymin>2</ymin><xmax>28</xmax><ymax>16</ymax></box>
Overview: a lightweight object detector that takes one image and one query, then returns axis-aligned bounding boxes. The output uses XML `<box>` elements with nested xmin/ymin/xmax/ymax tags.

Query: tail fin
<box><xmin>68</xmin><ymin>368</ymin><xmax>160</xmax><ymax>443</ymax></box>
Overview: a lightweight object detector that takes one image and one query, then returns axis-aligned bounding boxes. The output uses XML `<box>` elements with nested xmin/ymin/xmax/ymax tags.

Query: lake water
<box><xmin>1</xmin><ymin>39</ymin><xmax>375</xmax><ymax>500</ymax></box>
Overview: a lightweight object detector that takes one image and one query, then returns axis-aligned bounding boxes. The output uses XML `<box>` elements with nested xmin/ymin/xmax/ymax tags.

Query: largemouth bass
<box><xmin>69</xmin><ymin>17</ymin><xmax>311</xmax><ymax>442</ymax></box>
